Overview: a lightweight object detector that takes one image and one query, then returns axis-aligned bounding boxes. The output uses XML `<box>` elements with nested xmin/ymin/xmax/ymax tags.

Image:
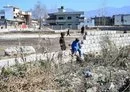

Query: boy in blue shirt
<box><xmin>71</xmin><ymin>38</ymin><xmax>81</xmax><ymax>57</ymax></box>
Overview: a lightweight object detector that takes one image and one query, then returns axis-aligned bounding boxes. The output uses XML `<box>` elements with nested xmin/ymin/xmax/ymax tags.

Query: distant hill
<box><xmin>85</xmin><ymin>6</ymin><xmax>130</xmax><ymax>18</ymax></box>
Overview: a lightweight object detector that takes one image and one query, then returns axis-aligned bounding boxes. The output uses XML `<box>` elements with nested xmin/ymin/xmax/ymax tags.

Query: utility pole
<box><xmin>98</xmin><ymin>0</ymin><xmax>107</xmax><ymax>27</ymax></box>
<box><xmin>101</xmin><ymin>0</ymin><xmax>107</xmax><ymax>26</ymax></box>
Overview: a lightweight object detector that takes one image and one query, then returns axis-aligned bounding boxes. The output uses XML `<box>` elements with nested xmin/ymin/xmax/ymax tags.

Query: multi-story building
<box><xmin>86</xmin><ymin>16</ymin><xmax>114</xmax><ymax>27</ymax></box>
<box><xmin>46</xmin><ymin>6</ymin><xmax>84</xmax><ymax>30</ymax></box>
<box><xmin>0</xmin><ymin>10</ymin><xmax>6</xmax><ymax>28</ymax></box>
<box><xmin>114</xmin><ymin>14</ymin><xmax>130</xmax><ymax>26</ymax></box>
<box><xmin>0</xmin><ymin>5</ymin><xmax>31</xmax><ymax>29</ymax></box>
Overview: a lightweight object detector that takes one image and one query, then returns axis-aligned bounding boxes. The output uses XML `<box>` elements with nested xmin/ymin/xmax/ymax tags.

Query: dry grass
<box><xmin>0</xmin><ymin>60</ymin><xmax>58</xmax><ymax>92</ymax></box>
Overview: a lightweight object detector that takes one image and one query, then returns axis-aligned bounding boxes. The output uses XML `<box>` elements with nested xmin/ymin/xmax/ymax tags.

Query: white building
<box><xmin>86</xmin><ymin>18</ymin><xmax>95</xmax><ymax>27</ymax></box>
<box><xmin>46</xmin><ymin>6</ymin><xmax>84</xmax><ymax>30</ymax></box>
<box><xmin>114</xmin><ymin>14</ymin><xmax>130</xmax><ymax>26</ymax></box>
<box><xmin>0</xmin><ymin>5</ymin><xmax>31</xmax><ymax>29</ymax></box>
<box><xmin>0</xmin><ymin>10</ymin><xmax>5</xmax><ymax>19</ymax></box>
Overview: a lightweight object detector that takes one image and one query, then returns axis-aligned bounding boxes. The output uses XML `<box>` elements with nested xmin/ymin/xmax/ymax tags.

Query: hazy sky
<box><xmin>0</xmin><ymin>0</ymin><xmax>130</xmax><ymax>11</ymax></box>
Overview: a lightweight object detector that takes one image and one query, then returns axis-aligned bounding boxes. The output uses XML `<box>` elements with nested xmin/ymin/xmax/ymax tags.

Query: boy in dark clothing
<box><xmin>123</xmin><ymin>29</ymin><xmax>127</xmax><ymax>33</ymax></box>
<box><xmin>66</xmin><ymin>28</ymin><xmax>70</xmax><ymax>36</ymax></box>
<box><xmin>81</xmin><ymin>26</ymin><xmax>85</xmax><ymax>35</ymax></box>
<box><xmin>59</xmin><ymin>32</ymin><xmax>66</xmax><ymax>50</ymax></box>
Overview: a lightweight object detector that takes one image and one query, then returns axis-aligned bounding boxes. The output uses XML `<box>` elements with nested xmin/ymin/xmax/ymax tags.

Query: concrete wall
<box><xmin>81</xmin><ymin>31</ymin><xmax>130</xmax><ymax>55</ymax></box>
<box><xmin>0</xmin><ymin>50</ymin><xmax>72</xmax><ymax>69</ymax></box>
<box><xmin>123</xmin><ymin>15</ymin><xmax>130</xmax><ymax>25</ymax></box>
<box><xmin>48</xmin><ymin>25</ymin><xmax>78</xmax><ymax>30</ymax></box>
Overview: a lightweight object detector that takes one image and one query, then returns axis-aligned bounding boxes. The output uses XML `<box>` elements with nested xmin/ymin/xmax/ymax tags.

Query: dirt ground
<box><xmin>0</xmin><ymin>32</ymin><xmax>83</xmax><ymax>57</ymax></box>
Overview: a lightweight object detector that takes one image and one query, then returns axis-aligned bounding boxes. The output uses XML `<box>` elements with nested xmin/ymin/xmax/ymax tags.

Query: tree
<box><xmin>31</xmin><ymin>1</ymin><xmax>48</xmax><ymax>29</ymax></box>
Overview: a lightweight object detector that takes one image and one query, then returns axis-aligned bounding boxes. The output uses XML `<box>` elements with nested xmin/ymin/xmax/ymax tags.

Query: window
<box><xmin>13</xmin><ymin>8</ymin><xmax>15</xmax><ymax>12</ymax></box>
<box><xmin>76</xmin><ymin>16</ymin><xmax>79</xmax><ymax>18</ymax></box>
<box><xmin>68</xmin><ymin>24</ymin><xmax>71</xmax><ymax>27</ymax></box>
<box><xmin>58</xmin><ymin>17</ymin><xmax>64</xmax><ymax>20</ymax></box>
<box><xmin>67</xmin><ymin>16</ymin><xmax>72</xmax><ymax>20</ymax></box>
<box><xmin>121</xmin><ymin>16</ymin><xmax>124</xmax><ymax>22</ymax></box>
<box><xmin>1</xmin><ymin>16</ymin><xmax>5</xmax><ymax>19</ymax></box>
<box><xmin>59</xmin><ymin>24</ymin><xmax>64</xmax><ymax>25</ymax></box>
<box><xmin>124</xmin><ymin>20</ymin><xmax>127</xmax><ymax>22</ymax></box>
<box><xmin>50</xmin><ymin>23</ymin><xmax>56</xmax><ymax>25</ymax></box>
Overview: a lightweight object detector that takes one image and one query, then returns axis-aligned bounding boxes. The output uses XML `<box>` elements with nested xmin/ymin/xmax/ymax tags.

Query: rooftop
<box><xmin>3</xmin><ymin>5</ymin><xmax>19</xmax><ymax>9</ymax></box>
<box><xmin>114</xmin><ymin>14</ymin><xmax>130</xmax><ymax>16</ymax></box>
<box><xmin>49</xmin><ymin>11</ymin><xmax>84</xmax><ymax>15</ymax></box>
<box><xmin>48</xmin><ymin>6</ymin><xmax>84</xmax><ymax>15</ymax></box>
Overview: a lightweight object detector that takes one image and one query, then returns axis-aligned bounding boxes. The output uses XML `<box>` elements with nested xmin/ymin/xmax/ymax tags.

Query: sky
<box><xmin>0</xmin><ymin>0</ymin><xmax>130</xmax><ymax>11</ymax></box>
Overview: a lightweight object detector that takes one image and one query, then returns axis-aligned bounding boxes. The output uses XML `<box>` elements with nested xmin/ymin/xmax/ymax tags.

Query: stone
<box><xmin>4</xmin><ymin>46</ymin><xmax>36</xmax><ymax>56</ymax></box>
<box><xmin>109</xmin><ymin>82</ymin><xmax>115</xmax><ymax>91</ymax></box>
<box><xmin>83</xmin><ymin>69</ymin><xmax>92</xmax><ymax>78</ymax></box>
<box><xmin>86</xmin><ymin>87</ymin><xmax>97</xmax><ymax>92</ymax></box>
